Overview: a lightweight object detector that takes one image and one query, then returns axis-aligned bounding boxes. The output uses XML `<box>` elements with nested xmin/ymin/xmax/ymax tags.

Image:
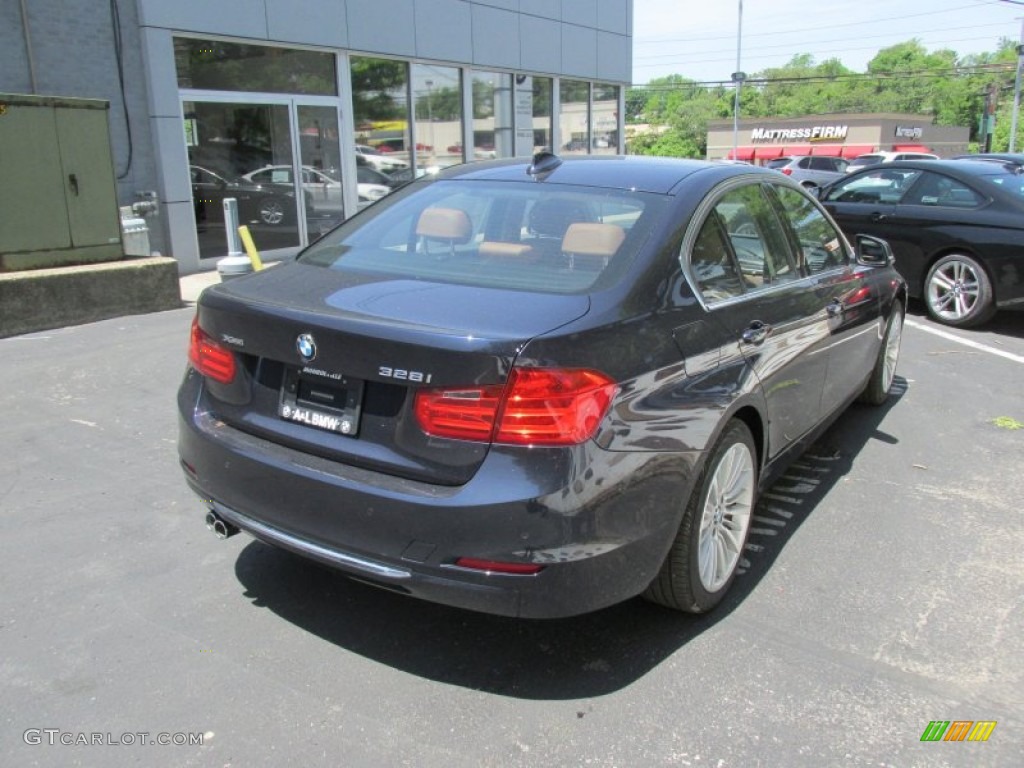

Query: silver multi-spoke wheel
<box><xmin>644</xmin><ymin>420</ymin><xmax>758</xmax><ymax>613</ymax></box>
<box><xmin>924</xmin><ymin>254</ymin><xmax>994</xmax><ymax>327</ymax></box>
<box><xmin>697</xmin><ymin>442</ymin><xmax>755</xmax><ymax>592</ymax></box>
<box><xmin>259</xmin><ymin>198</ymin><xmax>286</xmax><ymax>226</ymax></box>
<box><xmin>880</xmin><ymin>310</ymin><xmax>902</xmax><ymax>393</ymax></box>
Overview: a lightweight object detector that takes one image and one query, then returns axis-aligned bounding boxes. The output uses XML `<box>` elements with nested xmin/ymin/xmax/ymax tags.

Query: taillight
<box><xmin>414</xmin><ymin>368</ymin><xmax>616</xmax><ymax>446</ymax></box>
<box><xmin>188</xmin><ymin>316</ymin><xmax>237</xmax><ymax>384</ymax></box>
<box><xmin>781</xmin><ymin>168</ymin><xmax>793</xmax><ymax>175</ymax></box>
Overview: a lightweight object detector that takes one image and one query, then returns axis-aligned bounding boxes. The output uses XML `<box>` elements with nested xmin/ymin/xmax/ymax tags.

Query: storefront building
<box><xmin>707</xmin><ymin>113</ymin><xmax>969</xmax><ymax>164</ymax></box>
<box><xmin>4</xmin><ymin>0</ymin><xmax>632</xmax><ymax>273</ymax></box>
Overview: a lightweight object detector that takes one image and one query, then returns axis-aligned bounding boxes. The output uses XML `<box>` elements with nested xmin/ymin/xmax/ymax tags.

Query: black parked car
<box><xmin>179</xmin><ymin>154</ymin><xmax>906</xmax><ymax>618</ymax></box>
<box><xmin>819</xmin><ymin>159</ymin><xmax>1024</xmax><ymax>327</ymax></box>
<box><xmin>190</xmin><ymin>165</ymin><xmax>306</xmax><ymax>227</ymax></box>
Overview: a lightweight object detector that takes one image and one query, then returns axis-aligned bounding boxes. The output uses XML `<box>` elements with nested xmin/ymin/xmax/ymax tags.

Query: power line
<box><xmin>630</xmin><ymin>63</ymin><xmax>1016</xmax><ymax>89</ymax></box>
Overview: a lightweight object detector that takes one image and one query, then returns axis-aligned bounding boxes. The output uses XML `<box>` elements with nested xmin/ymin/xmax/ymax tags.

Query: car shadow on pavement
<box><xmin>232</xmin><ymin>379</ymin><xmax>908</xmax><ymax>700</ymax></box>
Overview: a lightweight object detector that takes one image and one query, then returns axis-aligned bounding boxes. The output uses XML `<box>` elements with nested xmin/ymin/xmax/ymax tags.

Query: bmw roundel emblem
<box><xmin>296</xmin><ymin>333</ymin><xmax>317</xmax><ymax>363</ymax></box>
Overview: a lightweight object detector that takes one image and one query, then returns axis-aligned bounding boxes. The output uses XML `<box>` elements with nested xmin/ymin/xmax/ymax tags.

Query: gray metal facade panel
<box><xmin>137</xmin><ymin>0</ymin><xmax>269</xmax><ymax>38</ymax></box>
<box><xmin>471</xmin><ymin>0</ymin><xmax>518</xmax><ymax>10</ymax></box>
<box><xmin>519</xmin><ymin>14</ymin><xmax>562</xmax><ymax>75</ymax></box>
<box><xmin>139</xmin><ymin>28</ymin><xmax>180</xmax><ymax>119</ymax></box>
<box><xmin>561</xmin><ymin>0</ymin><xmax>598</xmax><ymax>27</ymax></box>
<box><xmin>519</xmin><ymin>0</ymin><xmax>560</xmax><ymax>20</ymax></box>
<box><xmin>345</xmin><ymin>0</ymin><xmax>416</xmax><ymax>56</ymax></box>
<box><xmin>415</xmin><ymin>0</ymin><xmax>473</xmax><ymax>63</ymax></box>
<box><xmin>561</xmin><ymin>23</ymin><xmax>598</xmax><ymax>79</ymax></box>
<box><xmin>266</xmin><ymin>0</ymin><xmax>349</xmax><ymax>48</ymax></box>
<box><xmin>597</xmin><ymin>0</ymin><xmax>628</xmax><ymax>33</ymax></box>
<box><xmin>471</xmin><ymin>5</ymin><xmax>521</xmax><ymax>70</ymax></box>
<box><xmin>596</xmin><ymin>30</ymin><xmax>630</xmax><ymax>83</ymax></box>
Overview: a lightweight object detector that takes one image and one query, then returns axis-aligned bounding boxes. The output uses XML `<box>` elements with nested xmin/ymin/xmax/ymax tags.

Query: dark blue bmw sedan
<box><xmin>179</xmin><ymin>153</ymin><xmax>906</xmax><ymax>618</ymax></box>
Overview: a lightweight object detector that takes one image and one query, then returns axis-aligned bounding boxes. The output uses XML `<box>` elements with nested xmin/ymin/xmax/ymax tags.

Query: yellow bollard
<box><xmin>237</xmin><ymin>225</ymin><xmax>264</xmax><ymax>271</ymax></box>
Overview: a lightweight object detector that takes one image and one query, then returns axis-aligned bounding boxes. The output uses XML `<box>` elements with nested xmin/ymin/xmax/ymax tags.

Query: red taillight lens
<box><xmin>414</xmin><ymin>368</ymin><xmax>616</xmax><ymax>446</ymax></box>
<box><xmin>188</xmin><ymin>317</ymin><xmax>237</xmax><ymax>384</ymax></box>
<box><xmin>455</xmin><ymin>557</ymin><xmax>544</xmax><ymax>575</ymax></box>
<box><xmin>413</xmin><ymin>384</ymin><xmax>505</xmax><ymax>442</ymax></box>
<box><xmin>781</xmin><ymin>168</ymin><xmax>793</xmax><ymax>175</ymax></box>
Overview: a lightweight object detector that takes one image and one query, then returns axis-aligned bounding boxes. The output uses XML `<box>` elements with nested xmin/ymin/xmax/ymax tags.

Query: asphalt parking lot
<box><xmin>1</xmin><ymin>301</ymin><xmax>1021</xmax><ymax>768</ymax></box>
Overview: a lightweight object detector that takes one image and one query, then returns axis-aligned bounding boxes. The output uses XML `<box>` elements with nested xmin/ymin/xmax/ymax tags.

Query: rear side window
<box><xmin>688</xmin><ymin>184</ymin><xmax>801</xmax><ymax>303</ymax></box>
<box><xmin>298</xmin><ymin>180</ymin><xmax>661</xmax><ymax>294</ymax></box>
<box><xmin>773</xmin><ymin>186</ymin><xmax>849</xmax><ymax>273</ymax></box>
<box><xmin>823</xmin><ymin>169</ymin><xmax>922</xmax><ymax>204</ymax></box>
<box><xmin>903</xmin><ymin>172</ymin><xmax>984</xmax><ymax>208</ymax></box>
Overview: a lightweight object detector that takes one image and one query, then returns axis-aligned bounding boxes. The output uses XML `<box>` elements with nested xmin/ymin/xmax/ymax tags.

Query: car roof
<box><xmin>432</xmin><ymin>154</ymin><xmax>770</xmax><ymax>194</ymax></box>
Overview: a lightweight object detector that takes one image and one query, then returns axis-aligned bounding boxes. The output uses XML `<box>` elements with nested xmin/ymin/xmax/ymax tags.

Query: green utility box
<box><xmin>0</xmin><ymin>93</ymin><xmax>123</xmax><ymax>272</ymax></box>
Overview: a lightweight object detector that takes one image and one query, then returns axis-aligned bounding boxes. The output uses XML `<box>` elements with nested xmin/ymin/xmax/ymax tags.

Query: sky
<box><xmin>631</xmin><ymin>0</ymin><xmax>1024</xmax><ymax>84</ymax></box>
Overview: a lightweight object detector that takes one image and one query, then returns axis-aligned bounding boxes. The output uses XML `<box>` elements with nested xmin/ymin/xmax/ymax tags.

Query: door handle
<box><xmin>741</xmin><ymin>321</ymin><xmax>772</xmax><ymax>345</ymax></box>
<box><xmin>870</xmin><ymin>211</ymin><xmax>887</xmax><ymax>222</ymax></box>
<box><xmin>826</xmin><ymin>298</ymin><xmax>844</xmax><ymax>317</ymax></box>
<box><xmin>68</xmin><ymin>173</ymin><xmax>79</xmax><ymax>196</ymax></box>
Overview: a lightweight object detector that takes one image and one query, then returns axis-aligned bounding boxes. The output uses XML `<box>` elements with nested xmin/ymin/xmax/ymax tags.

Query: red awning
<box><xmin>754</xmin><ymin>146</ymin><xmax>784</xmax><ymax>160</ymax></box>
<box><xmin>810</xmin><ymin>144</ymin><xmax>844</xmax><ymax>157</ymax></box>
<box><xmin>841</xmin><ymin>144</ymin><xmax>875</xmax><ymax>158</ymax></box>
<box><xmin>892</xmin><ymin>143</ymin><xmax>932</xmax><ymax>152</ymax></box>
<box><xmin>782</xmin><ymin>144</ymin><xmax>812</xmax><ymax>155</ymax></box>
<box><xmin>727</xmin><ymin>147</ymin><xmax>756</xmax><ymax>161</ymax></box>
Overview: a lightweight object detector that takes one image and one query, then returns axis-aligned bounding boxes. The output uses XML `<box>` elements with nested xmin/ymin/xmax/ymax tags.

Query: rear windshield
<box><xmin>298</xmin><ymin>179</ymin><xmax>663</xmax><ymax>294</ymax></box>
<box><xmin>766</xmin><ymin>158</ymin><xmax>791</xmax><ymax>169</ymax></box>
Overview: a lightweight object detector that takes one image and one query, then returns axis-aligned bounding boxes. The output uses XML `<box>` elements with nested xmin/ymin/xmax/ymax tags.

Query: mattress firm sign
<box><xmin>750</xmin><ymin>125</ymin><xmax>849</xmax><ymax>142</ymax></box>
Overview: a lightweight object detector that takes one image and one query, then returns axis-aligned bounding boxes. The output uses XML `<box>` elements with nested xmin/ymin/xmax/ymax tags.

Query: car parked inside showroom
<box><xmin>818</xmin><ymin>159</ymin><xmax>1024</xmax><ymax>327</ymax></box>
<box><xmin>179</xmin><ymin>153</ymin><xmax>906</xmax><ymax>618</ymax></box>
<box><xmin>190</xmin><ymin>164</ymin><xmax>307</xmax><ymax>227</ymax></box>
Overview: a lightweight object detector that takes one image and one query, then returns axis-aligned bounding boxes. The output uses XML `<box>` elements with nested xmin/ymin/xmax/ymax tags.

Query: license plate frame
<box><xmin>278</xmin><ymin>367</ymin><xmax>364</xmax><ymax>437</ymax></box>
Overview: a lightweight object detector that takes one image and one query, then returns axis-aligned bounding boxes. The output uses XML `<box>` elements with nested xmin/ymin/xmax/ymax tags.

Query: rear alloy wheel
<box><xmin>644</xmin><ymin>420</ymin><xmax>757</xmax><ymax>613</ymax></box>
<box><xmin>924</xmin><ymin>253</ymin><xmax>995</xmax><ymax>327</ymax></box>
<box><xmin>259</xmin><ymin>197</ymin><xmax>287</xmax><ymax>226</ymax></box>
<box><xmin>859</xmin><ymin>300</ymin><xmax>903</xmax><ymax>405</ymax></box>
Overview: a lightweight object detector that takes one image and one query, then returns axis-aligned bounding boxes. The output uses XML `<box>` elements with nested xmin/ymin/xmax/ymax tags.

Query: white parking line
<box><xmin>905</xmin><ymin>318</ymin><xmax>1024</xmax><ymax>365</ymax></box>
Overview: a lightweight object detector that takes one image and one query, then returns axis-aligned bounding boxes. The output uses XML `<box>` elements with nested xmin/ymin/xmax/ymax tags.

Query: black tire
<box><xmin>924</xmin><ymin>253</ymin><xmax>995</xmax><ymax>328</ymax></box>
<box><xmin>859</xmin><ymin>300</ymin><xmax>903</xmax><ymax>406</ymax></box>
<box><xmin>644</xmin><ymin>420</ymin><xmax>757</xmax><ymax>613</ymax></box>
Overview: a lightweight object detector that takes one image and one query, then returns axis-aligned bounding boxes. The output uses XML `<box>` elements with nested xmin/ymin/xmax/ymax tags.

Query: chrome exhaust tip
<box><xmin>205</xmin><ymin>510</ymin><xmax>238</xmax><ymax>539</ymax></box>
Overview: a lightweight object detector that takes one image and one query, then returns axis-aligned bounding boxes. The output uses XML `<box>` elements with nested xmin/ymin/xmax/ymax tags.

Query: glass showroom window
<box><xmin>521</xmin><ymin>76</ymin><xmax>552</xmax><ymax>154</ymax></box>
<box><xmin>560</xmin><ymin>79</ymin><xmax>590</xmax><ymax>155</ymax></box>
<box><xmin>592</xmin><ymin>84</ymin><xmax>619</xmax><ymax>155</ymax></box>
<box><xmin>351</xmin><ymin>56</ymin><xmax>412</xmax><ymax>177</ymax></box>
<box><xmin>471</xmin><ymin>71</ymin><xmax>513</xmax><ymax>161</ymax></box>
<box><xmin>174</xmin><ymin>38</ymin><xmax>336</xmax><ymax>95</ymax></box>
<box><xmin>412</xmin><ymin>64</ymin><xmax>462</xmax><ymax>173</ymax></box>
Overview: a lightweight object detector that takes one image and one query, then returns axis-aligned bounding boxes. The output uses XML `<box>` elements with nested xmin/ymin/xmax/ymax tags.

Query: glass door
<box><xmin>184</xmin><ymin>100</ymin><xmax>300</xmax><ymax>259</ymax></box>
<box><xmin>296</xmin><ymin>104</ymin><xmax>345</xmax><ymax>238</ymax></box>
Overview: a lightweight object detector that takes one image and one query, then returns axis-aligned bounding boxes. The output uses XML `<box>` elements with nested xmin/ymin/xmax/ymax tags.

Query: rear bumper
<box><xmin>178</xmin><ymin>377</ymin><xmax>697</xmax><ymax>618</ymax></box>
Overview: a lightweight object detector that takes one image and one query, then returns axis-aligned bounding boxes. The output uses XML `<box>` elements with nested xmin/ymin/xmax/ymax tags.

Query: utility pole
<box><xmin>731</xmin><ymin>0</ymin><xmax>744</xmax><ymax>160</ymax></box>
<box><xmin>1010</xmin><ymin>19</ymin><xmax>1024</xmax><ymax>151</ymax></box>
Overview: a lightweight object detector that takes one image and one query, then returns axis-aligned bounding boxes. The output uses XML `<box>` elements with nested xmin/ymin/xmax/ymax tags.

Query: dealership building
<box><xmin>707</xmin><ymin>113</ymin><xmax>970</xmax><ymax>164</ymax></box>
<box><xmin>2</xmin><ymin>0</ymin><xmax>632</xmax><ymax>273</ymax></box>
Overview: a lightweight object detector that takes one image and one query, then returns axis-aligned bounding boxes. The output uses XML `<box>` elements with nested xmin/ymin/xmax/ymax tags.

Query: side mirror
<box><xmin>855</xmin><ymin>234</ymin><xmax>894</xmax><ymax>267</ymax></box>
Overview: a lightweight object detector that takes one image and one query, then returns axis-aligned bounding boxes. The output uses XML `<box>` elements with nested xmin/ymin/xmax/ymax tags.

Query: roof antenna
<box><xmin>527</xmin><ymin>150</ymin><xmax>562</xmax><ymax>179</ymax></box>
